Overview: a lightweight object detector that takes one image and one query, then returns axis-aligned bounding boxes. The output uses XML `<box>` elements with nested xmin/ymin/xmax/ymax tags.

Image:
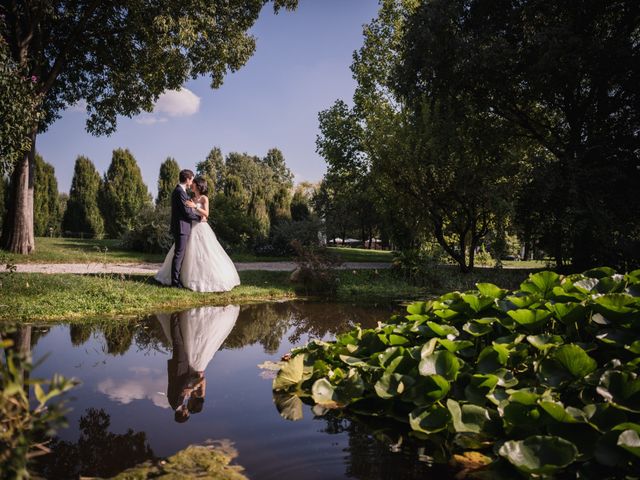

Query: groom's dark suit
<box><xmin>170</xmin><ymin>184</ymin><xmax>200</xmax><ymax>287</ymax></box>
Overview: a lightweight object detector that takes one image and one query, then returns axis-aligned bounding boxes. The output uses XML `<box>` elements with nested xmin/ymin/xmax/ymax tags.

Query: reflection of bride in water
<box><xmin>156</xmin><ymin>305</ymin><xmax>239</xmax><ymax>422</ymax></box>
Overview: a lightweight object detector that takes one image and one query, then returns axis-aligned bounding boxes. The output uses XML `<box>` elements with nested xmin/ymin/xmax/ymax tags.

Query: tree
<box><xmin>156</xmin><ymin>157</ymin><xmax>180</xmax><ymax>208</ymax></box>
<box><xmin>99</xmin><ymin>149</ymin><xmax>151</xmax><ymax>238</ymax></box>
<box><xmin>33</xmin><ymin>154</ymin><xmax>61</xmax><ymax>236</ymax></box>
<box><xmin>1</xmin><ymin>0</ymin><xmax>298</xmax><ymax>254</ymax></box>
<box><xmin>197</xmin><ymin>147</ymin><xmax>226</xmax><ymax>194</ymax></box>
<box><xmin>0</xmin><ymin>37</ymin><xmax>43</xmax><ymax>252</ymax></box>
<box><xmin>263</xmin><ymin>148</ymin><xmax>293</xmax><ymax>223</ymax></box>
<box><xmin>62</xmin><ymin>156</ymin><xmax>104</xmax><ymax>237</ymax></box>
<box><xmin>290</xmin><ymin>182</ymin><xmax>317</xmax><ymax>221</ymax></box>
<box><xmin>0</xmin><ymin>175</ymin><xmax>7</xmax><ymax>233</ymax></box>
<box><xmin>398</xmin><ymin>0</ymin><xmax>640</xmax><ymax>269</ymax></box>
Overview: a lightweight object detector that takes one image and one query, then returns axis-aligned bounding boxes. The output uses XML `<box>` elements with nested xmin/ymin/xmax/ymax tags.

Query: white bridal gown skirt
<box><xmin>155</xmin><ymin>222</ymin><xmax>241</xmax><ymax>292</ymax></box>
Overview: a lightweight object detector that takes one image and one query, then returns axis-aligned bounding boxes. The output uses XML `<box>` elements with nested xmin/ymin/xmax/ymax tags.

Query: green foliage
<box><xmin>398</xmin><ymin>0</ymin><xmax>640</xmax><ymax>270</ymax></box>
<box><xmin>156</xmin><ymin>157</ymin><xmax>180</xmax><ymax>208</ymax></box>
<box><xmin>0</xmin><ymin>38</ymin><xmax>43</xmax><ymax>177</ymax></box>
<box><xmin>62</xmin><ymin>156</ymin><xmax>105</xmax><ymax>237</ymax></box>
<box><xmin>274</xmin><ymin>268</ymin><xmax>640</xmax><ymax>476</ymax></box>
<box><xmin>99</xmin><ymin>149</ymin><xmax>152</xmax><ymax>237</ymax></box>
<box><xmin>210</xmin><ymin>192</ymin><xmax>262</xmax><ymax>250</ymax></box>
<box><xmin>289</xmin><ymin>240</ymin><xmax>342</xmax><ymax>295</ymax></box>
<box><xmin>0</xmin><ymin>175</ymin><xmax>7</xmax><ymax>232</ymax></box>
<box><xmin>0</xmin><ymin>329</ymin><xmax>77</xmax><ymax>479</ymax></box>
<box><xmin>33</xmin><ymin>154</ymin><xmax>62</xmax><ymax>236</ymax></box>
<box><xmin>265</xmin><ymin>218</ymin><xmax>321</xmax><ymax>256</ymax></box>
<box><xmin>120</xmin><ymin>205</ymin><xmax>173</xmax><ymax>254</ymax></box>
<box><xmin>197</xmin><ymin>147</ymin><xmax>225</xmax><ymax>194</ymax></box>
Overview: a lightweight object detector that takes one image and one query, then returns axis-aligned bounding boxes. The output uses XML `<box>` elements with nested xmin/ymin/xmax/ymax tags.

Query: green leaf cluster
<box><xmin>273</xmin><ymin>268</ymin><xmax>640</xmax><ymax>476</ymax></box>
<box><xmin>1</xmin><ymin>330</ymin><xmax>78</xmax><ymax>479</ymax></box>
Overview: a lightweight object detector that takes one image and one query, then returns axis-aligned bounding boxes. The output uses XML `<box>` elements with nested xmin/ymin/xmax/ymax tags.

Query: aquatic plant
<box><xmin>273</xmin><ymin>268</ymin><xmax>640</xmax><ymax>477</ymax></box>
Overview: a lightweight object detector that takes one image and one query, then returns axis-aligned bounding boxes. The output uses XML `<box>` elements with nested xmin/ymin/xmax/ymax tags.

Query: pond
<box><xmin>12</xmin><ymin>301</ymin><xmax>451</xmax><ymax>479</ymax></box>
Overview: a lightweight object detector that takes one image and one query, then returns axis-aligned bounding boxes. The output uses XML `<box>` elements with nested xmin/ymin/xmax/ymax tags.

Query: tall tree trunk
<box><xmin>2</xmin><ymin>131</ymin><xmax>36</xmax><ymax>254</ymax></box>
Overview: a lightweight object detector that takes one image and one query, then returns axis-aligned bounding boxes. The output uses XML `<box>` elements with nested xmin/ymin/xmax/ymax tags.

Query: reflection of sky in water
<box><xmin>97</xmin><ymin>367</ymin><xmax>169</xmax><ymax>409</ymax></box>
<box><xmin>28</xmin><ymin>302</ymin><xmax>441</xmax><ymax>479</ymax></box>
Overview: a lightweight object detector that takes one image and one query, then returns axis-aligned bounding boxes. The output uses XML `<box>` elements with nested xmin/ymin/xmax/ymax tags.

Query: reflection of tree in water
<box><xmin>34</xmin><ymin>407</ymin><xmax>154</xmax><ymax>479</ymax></box>
<box><xmin>69</xmin><ymin>323</ymin><xmax>93</xmax><ymax>346</ymax></box>
<box><xmin>58</xmin><ymin>303</ymin><xmax>399</xmax><ymax>357</ymax></box>
<box><xmin>224</xmin><ymin>303</ymin><xmax>292</xmax><ymax>354</ymax></box>
<box><xmin>318</xmin><ymin>413</ymin><xmax>447</xmax><ymax>480</ymax></box>
<box><xmin>286</xmin><ymin>302</ymin><xmax>396</xmax><ymax>345</ymax></box>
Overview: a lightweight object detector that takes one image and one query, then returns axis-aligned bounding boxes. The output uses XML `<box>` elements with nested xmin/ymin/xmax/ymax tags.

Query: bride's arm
<box><xmin>192</xmin><ymin>196</ymin><xmax>209</xmax><ymax>220</ymax></box>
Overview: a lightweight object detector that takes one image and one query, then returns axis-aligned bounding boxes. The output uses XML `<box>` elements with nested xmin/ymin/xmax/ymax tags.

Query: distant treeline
<box><xmin>0</xmin><ymin>147</ymin><xmax>319</xmax><ymax>255</ymax></box>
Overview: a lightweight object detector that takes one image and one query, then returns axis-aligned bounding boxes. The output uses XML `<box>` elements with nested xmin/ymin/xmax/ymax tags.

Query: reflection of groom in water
<box><xmin>167</xmin><ymin>312</ymin><xmax>200</xmax><ymax>423</ymax></box>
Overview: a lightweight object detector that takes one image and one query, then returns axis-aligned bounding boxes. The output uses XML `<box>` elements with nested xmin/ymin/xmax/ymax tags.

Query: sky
<box><xmin>37</xmin><ymin>0</ymin><xmax>380</xmax><ymax>198</ymax></box>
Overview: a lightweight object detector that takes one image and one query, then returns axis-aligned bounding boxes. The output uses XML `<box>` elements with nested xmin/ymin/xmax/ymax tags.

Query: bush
<box><xmin>274</xmin><ymin>267</ymin><xmax>640</xmax><ymax>478</ymax></box>
<box><xmin>119</xmin><ymin>205</ymin><xmax>172</xmax><ymax>254</ymax></box>
<box><xmin>289</xmin><ymin>240</ymin><xmax>342</xmax><ymax>295</ymax></box>
<box><xmin>210</xmin><ymin>193</ymin><xmax>263</xmax><ymax>251</ymax></box>
<box><xmin>392</xmin><ymin>244</ymin><xmax>451</xmax><ymax>287</ymax></box>
<box><xmin>260</xmin><ymin>218</ymin><xmax>321</xmax><ymax>256</ymax></box>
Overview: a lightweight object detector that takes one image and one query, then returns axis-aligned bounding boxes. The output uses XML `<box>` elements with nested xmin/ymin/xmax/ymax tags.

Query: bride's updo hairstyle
<box><xmin>194</xmin><ymin>177</ymin><xmax>208</xmax><ymax>196</ymax></box>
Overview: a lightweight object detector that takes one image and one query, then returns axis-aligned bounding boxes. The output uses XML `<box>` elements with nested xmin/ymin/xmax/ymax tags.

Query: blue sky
<box><xmin>37</xmin><ymin>0</ymin><xmax>380</xmax><ymax>198</ymax></box>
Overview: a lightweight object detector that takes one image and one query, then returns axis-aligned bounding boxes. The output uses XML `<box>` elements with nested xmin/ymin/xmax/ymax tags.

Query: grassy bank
<box><xmin>1</xmin><ymin>237</ymin><xmax>393</xmax><ymax>264</ymax></box>
<box><xmin>1</xmin><ymin>271</ymin><xmax>296</xmax><ymax>321</ymax></box>
<box><xmin>1</xmin><ymin>265</ymin><xmax>539</xmax><ymax>322</ymax></box>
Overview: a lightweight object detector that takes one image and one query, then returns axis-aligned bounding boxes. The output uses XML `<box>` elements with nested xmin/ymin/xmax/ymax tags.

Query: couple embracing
<box><xmin>155</xmin><ymin>169</ymin><xmax>240</xmax><ymax>292</ymax></box>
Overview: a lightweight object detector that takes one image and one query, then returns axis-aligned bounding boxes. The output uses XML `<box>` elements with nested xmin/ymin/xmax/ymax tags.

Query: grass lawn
<box><xmin>1</xmin><ymin>264</ymin><xmax>539</xmax><ymax>322</ymax></box>
<box><xmin>1</xmin><ymin>237</ymin><xmax>394</xmax><ymax>264</ymax></box>
<box><xmin>1</xmin><ymin>270</ymin><xmax>296</xmax><ymax>321</ymax></box>
<box><xmin>326</xmin><ymin>246</ymin><xmax>393</xmax><ymax>263</ymax></box>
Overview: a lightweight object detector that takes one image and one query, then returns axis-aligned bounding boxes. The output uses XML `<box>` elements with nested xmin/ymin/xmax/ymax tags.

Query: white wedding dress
<box><xmin>156</xmin><ymin>305</ymin><xmax>240</xmax><ymax>371</ymax></box>
<box><xmin>155</xmin><ymin>206</ymin><xmax>241</xmax><ymax>292</ymax></box>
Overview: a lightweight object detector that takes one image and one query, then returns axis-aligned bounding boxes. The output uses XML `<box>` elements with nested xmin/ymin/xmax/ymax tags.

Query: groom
<box><xmin>170</xmin><ymin>169</ymin><xmax>201</xmax><ymax>288</ymax></box>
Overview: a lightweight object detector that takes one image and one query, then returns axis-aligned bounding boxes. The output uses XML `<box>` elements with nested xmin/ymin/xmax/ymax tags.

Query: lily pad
<box><xmin>409</xmin><ymin>405</ymin><xmax>451</xmax><ymax>434</ymax></box>
<box><xmin>553</xmin><ymin>344</ymin><xmax>597</xmax><ymax>378</ymax></box>
<box><xmin>273</xmin><ymin>354</ymin><xmax>305</xmax><ymax>391</ymax></box>
<box><xmin>419</xmin><ymin>350</ymin><xmax>460</xmax><ymax>380</ymax></box>
<box><xmin>498</xmin><ymin>435</ymin><xmax>578</xmax><ymax>474</ymax></box>
<box><xmin>447</xmin><ymin>399</ymin><xmax>491</xmax><ymax>433</ymax></box>
<box><xmin>507</xmin><ymin>309</ymin><xmax>551</xmax><ymax>329</ymax></box>
<box><xmin>520</xmin><ymin>271</ymin><xmax>561</xmax><ymax>299</ymax></box>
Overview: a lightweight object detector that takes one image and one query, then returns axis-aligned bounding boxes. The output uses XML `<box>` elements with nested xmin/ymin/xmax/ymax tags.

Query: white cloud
<box><xmin>154</xmin><ymin>88</ymin><xmax>201</xmax><ymax>117</ymax></box>
<box><xmin>97</xmin><ymin>367</ymin><xmax>169</xmax><ymax>409</ymax></box>
<box><xmin>134</xmin><ymin>87</ymin><xmax>200</xmax><ymax>125</ymax></box>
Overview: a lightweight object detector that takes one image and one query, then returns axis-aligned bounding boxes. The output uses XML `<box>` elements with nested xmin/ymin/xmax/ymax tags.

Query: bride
<box><xmin>155</xmin><ymin>177</ymin><xmax>240</xmax><ymax>292</ymax></box>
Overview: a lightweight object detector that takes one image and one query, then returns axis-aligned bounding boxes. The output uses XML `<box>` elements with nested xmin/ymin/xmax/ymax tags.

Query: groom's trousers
<box><xmin>171</xmin><ymin>232</ymin><xmax>188</xmax><ymax>286</ymax></box>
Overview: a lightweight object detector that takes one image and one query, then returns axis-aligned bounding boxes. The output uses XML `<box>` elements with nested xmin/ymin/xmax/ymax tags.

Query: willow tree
<box><xmin>0</xmin><ymin>0</ymin><xmax>298</xmax><ymax>254</ymax></box>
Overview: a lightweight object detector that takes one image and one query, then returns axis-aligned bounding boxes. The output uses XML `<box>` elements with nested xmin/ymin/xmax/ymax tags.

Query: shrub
<box><xmin>261</xmin><ymin>218</ymin><xmax>321</xmax><ymax>256</ymax></box>
<box><xmin>119</xmin><ymin>205</ymin><xmax>172</xmax><ymax>254</ymax></box>
<box><xmin>274</xmin><ymin>267</ymin><xmax>640</xmax><ymax>478</ymax></box>
<box><xmin>289</xmin><ymin>240</ymin><xmax>342</xmax><ymax>295</ymax></box>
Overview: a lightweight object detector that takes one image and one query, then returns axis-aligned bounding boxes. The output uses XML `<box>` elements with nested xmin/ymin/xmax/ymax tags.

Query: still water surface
<box><xmin>22</xmin><ymin>301</ymin><xmax>446</xmax><ymax>479</ymax></box>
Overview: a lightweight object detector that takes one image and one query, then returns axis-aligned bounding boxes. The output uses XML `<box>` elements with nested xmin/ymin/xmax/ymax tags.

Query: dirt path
<box><xmin>14</xmin><ymin>262</ymin><xmax>392</xmax><ymax>275</ymax></box>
